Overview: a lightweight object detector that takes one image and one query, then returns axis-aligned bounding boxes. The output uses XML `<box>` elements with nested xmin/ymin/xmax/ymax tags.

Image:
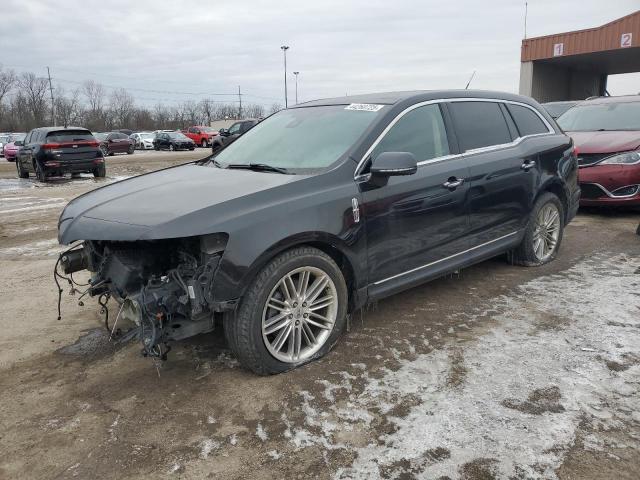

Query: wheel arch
<box><xmin>227</xmin><ymin>232</ymin><xmax>361</xmax><ymax>313</ymax></box>
<box><xmin>537</xmin><ymin>179</ymin><xmax>569</xmax><ymax>223</ymax></box>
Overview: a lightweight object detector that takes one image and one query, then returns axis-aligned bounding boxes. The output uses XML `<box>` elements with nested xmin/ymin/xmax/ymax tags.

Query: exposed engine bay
<box><xmin>55</xmin><ymin>234</ymin><xmax>227</xmax><ymax>359</ymax></box>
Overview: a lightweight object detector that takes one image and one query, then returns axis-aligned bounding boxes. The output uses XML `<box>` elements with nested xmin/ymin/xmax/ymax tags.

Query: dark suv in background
<box><xmin>58</xmin><ymin>90</ymin><xmax>578</xmax><ymax>375</ymax></box>
<box><xmin>16</xmin><ymin>127</ymin><xmax>105</xmax><ymax>182</ymax></box>
<box><xmin>211</xmin><ymin>119</ymin><xmax>259</xmax><ymax>152</ymax></box>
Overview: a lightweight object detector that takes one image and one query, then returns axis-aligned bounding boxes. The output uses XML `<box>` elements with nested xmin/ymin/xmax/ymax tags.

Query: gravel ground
<box><xmin>0</xmin><ymin>151</ymin><xmax>638</xmax><ymax>479</ymax></box>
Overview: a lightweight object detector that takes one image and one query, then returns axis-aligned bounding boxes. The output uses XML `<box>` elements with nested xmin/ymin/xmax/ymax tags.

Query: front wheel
<box><xmin>511</xmin><ymin>192</ymin><xmax>564</xmax><ymax>266</ymax></box>
<box><xmin>169</xmin><ymin>144</ymin><xmax>175</xmax><ymax>151</ymax></box>
<box><xmin>201</xmin><ymin>139</ymin><xmax>208</xmax><ymax>148</ymax></box>
<box><xmin>127</xmin><ymin>145</ymin><xmax>134</xmax><ymax>154</ymax></box>
<box><xmin>225</xmin><ymin>246</ymin><xmax>348</xmax><ymax>375</ymax></box>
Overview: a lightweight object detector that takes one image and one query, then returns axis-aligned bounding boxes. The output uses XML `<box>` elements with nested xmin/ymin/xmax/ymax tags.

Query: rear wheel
<box><xmin>225</xmin><ymin>246</ymin><xmax>348</xmax><ymax>375</ymax></box>
<box><xmin>127</xmin><ymin>145</ymin><xmax>134</xmax><ymax>154</ymax></box>
<box><xmin>511</xmin><ymin>192</ymin><xmax>564</xmax><ymax>266</ymax></box>
<box><xmin>34</xmin><ymin>161</ymin><xmax>47</xmax><ymax>183</ymax></box>
<box><xmin>154</xmin><ymin>145</ymin><xmax>160</xmax><ymax>151</ymax></box>
<box><xmin>93</xmin><ymin>164</ymin><xmax>106</xmax><ymax>178</ymax></box>
<box><xmin>169</xmin><ymin>144</ymin><xmax>175</xmax><ymax>151</ymax></box>
<box><xmin>16</xmin><ymin>160</ymin><xmax>28</xmax><ymax>179</ymax></box>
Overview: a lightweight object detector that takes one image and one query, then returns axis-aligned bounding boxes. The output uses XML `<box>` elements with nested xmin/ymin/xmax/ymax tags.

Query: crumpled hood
<box><xmin>567</xmin><ymin>130</ymin><xmax>640</xmax><ymax>154</ymax></box>
<box><xmin>58</xmin><ymin>163</ymin><xmax>305</xmax><ymax>243</ymax></box>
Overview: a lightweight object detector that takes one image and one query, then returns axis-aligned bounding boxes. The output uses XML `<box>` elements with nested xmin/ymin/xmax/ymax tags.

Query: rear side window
<box><xmin>507</xmin><ymin>104</ymin><xmax>549</xmax><ymax>137</ymax></box>
<box><xmin>46</xmin><ymin>130</ymin><xmax>94</xmax><ymax>142</ymax></box>
<box><xmin>449</xmin><ymin>102</ymin><xmax>512</xmax><ymax>152</ymax></box>
<box><xmin>371</xmin><ymin>104</ymin><xmax>450</xmax><ymax>162</ymax></box>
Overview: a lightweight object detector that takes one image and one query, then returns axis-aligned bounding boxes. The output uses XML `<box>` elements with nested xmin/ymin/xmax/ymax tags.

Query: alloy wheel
<box><xmin>532</xmin><ymin>203</ymin><xmax>560</xmax><ymax>262</ymax></box>
<box><xmin>262</xmin><ymin>266</ymin><xmax>338</xmax><ymax>363</ymax></box>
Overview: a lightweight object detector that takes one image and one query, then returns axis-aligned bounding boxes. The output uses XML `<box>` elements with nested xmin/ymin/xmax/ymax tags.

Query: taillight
<box><xmin>42</xmin><ymin>143</ymin><xmax>61</xmax><ymax>150</ymax></box>
<box><xmin>93</xmin><ymin>158</ymin><xmax>104</xmax><ymax>164</ymax></box>
<box><xmin>87</xmin><ymin>141</ymin><xmax>99</xmax><ymax>147</ymax></box>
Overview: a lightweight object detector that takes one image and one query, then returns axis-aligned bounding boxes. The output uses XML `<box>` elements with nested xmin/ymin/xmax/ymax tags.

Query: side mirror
<box><xmin>370</xmin><ymin>152</ymin><xmax>418</xmax><ymax>177</ymax></box>
<box><xmin>219</xmin><ymin>128</ymin><xmax>228</xmax><ymax>136</ymax></box>
<box><xmin>14</xmin><ymin>140</ymin><xmax>23</xmax><ymax>146</ymax></box>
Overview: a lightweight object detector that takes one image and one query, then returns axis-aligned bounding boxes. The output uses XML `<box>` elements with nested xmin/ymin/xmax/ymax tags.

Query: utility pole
<box><xmin>524</xmin><ymin>2</ymin><xmax>528</xmax><ymax>39</ymax></box>
<box><xmin>293</xmin><ymin>71</ymin><xmax>299</xmax><ymax>104</ymax></box>
<box><xmin>281</xmin><ymin>45</ymin><xmax>289</xmax><ymax>108</ymax></box>
<box><xmin>238</xmin><ymin>85</ymin><xmax>242</xmax><ymax>119</ymax></box>
<box><xmin>46</xmin><ymin>66</ymin><xmax>55</xmax><ymax>125</ymax></box>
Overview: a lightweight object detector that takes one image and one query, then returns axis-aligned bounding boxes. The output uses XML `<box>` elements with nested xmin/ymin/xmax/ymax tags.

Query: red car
<box><xmin>182</xmin><ymin>126</ymin><xmax>218</xmax><ymax>147</ymax></box>
<box><xmin>557</xmin><ymin>96</ymin><xmax>640</xmax><ymax>207</ymax></box>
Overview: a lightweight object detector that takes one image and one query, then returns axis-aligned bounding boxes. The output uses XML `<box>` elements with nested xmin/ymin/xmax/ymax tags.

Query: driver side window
<box><xmin>371</xmin><ymin>104</ymin><xmax>450</xmax><ymax>163</ymax></box>
<box><xmin>228</xmin><ymin>123</ymin><xmax>241</xmax><ymax>135</ymax></box>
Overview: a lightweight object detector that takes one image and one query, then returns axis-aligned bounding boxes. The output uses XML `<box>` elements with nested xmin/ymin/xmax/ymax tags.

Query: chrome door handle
<box><xmin>521</xmin><ymin>160</ymin><xmax>536</xmax><ymax>171</ymax></box>
<box><xmin>443</xmin><ymin>177</ymin><xmax>465</xmax><ymax>189</ymax></box>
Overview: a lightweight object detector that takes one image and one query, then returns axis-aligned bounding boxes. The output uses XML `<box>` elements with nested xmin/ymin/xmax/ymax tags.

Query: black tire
<box><xmin>93</xmin><ymin>164</ymin><xmax>106</xmax><ymax>178</ymax></box>
<box><xmin>16</xmin><ymin>160</ymin><xmax>28</xmax><ymax>179</ymax></box>
<box><xmin>34</xmin><ymin>161</ymin><xmax>47</xmax><ymax>183</ymax></box>
<box><xmin>127</xmin><ymin>145</ymin><xmax>134</xmax><ymax>154</ymax></box>
<box><xmin>189</xmin><ymin>147</ymin><xmax>195</xmax><ymax>151</ymax></box>
<box><xmin>169</xmin><ymin>144</ymin><xmax>175</xmax><ymax>151</ymax></box>
<box><xmin>511</xmin><ymin>192</ymin><xmax>564</xmax><ymax>266</ymax></box>
<box><xmin>226</xmin><ymin>246</ymin><xmax>348</xmax><ymax>375</ymax></box>
<box><xmin>201</xmin><ymin>139</ymin><xmax>208</xmax><ymax>148</ymax></box>
<box><xmin>100</xmin><ymin>146</ymin><xmax>108</xmax><ymax>157</ymax></box>
<box><xmin>211</xmin><ymin>142</ymin><xmax>221</xmax><ymax>154</ymax></box>
<box><xmin>154</xmin><ymin>145</ymin><xmax>159</xmax><ymax>151</ymax></box>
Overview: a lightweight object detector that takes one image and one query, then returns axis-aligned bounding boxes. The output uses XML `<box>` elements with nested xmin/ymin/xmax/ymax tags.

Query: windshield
<box><xmin>9</xmin><ymin>133</ymin><xmax>26</xmax><ymax>142</ymax></box>
<box><xmin>139</xmin><ymin>133</ymin><xmax>155</xmax><ymax>139</ymax></box>
<box><xmin>201</xmin><ymin>127</ymin><xmax>216</xmax><ymax>133</ymax></box>
<box><xmin>94</xmin><ymin>133</ymin><xmax>107</xmax><ymax>141</ymax></box>
<box><xmin>557</xmin><ymin>101</ymin><xmax>640</xmax><ymax>131</ymax></box>
<box><xmin>544</xmin><ymin>102</ymin><xmax>575</xmax><ymax>118</ymax></box>
<box><xmin>212</xmin><ymin>105</ymin><xmax>383</xmax><ymax>172</ymax></box>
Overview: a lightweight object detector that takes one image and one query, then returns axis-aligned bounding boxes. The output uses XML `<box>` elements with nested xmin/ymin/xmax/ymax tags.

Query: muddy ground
<box><xmin>0</xmin><ymin>151</ymin><xmax>639</xmax><ymax>479</ymax></box>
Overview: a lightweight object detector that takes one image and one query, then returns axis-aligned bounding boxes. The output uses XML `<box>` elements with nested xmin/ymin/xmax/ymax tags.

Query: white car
<box><xmin>130</xmin><ymin>132</ymin><xmax>156</xmax><ymax>150</ymax></box>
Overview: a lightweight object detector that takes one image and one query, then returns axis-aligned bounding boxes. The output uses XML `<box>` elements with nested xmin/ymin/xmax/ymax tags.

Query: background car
<box><xmin>211</xmin><ymin>119</ymin><xmax>259</xmax><ymax>153</ymax></box>
<box><xmin>183</xmin><ymin>126</ymin><xmax>218</xmax><ymax>147</ymax></box>
<box><xmin>94</xmin><ymin>131</ymin><xmax>135</xmax><ymax>156</ymax></box>
<box><xmin>542</xmin><ymin>100</ymin><xmax>579</xmax><ymax>119</ymax></box>
<box><xmin>153</xmin><ymin>131</ymin><xmax>196</xmax><ymax>151</ymax></box>
<box><xmin>2</xmin><ymin>133</ymin><xmax>26</xmax><ymax>161</ymax></box>
<box><xmin>557</xmin><ymin>95</ymin><xmax>640</xmax><ymax>206</ymax></box>
<box><xmin>0</xmin><ymin>134</ymin><xmax>10</xmax><ymax>157</ymax></box>
<box><xmin>130</xmin><ymin>132</ymin><xmax>156</xmax><ymax>150</ymax></box>
<box><xmin>15</xmin><ymin>127</ymin><xmax>104</xmax><ymax>182</ymax></box>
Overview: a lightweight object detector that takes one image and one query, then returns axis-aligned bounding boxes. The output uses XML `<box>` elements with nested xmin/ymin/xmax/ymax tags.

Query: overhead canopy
<box><xmin>519</xmin><ymin>11</ymin><xmax>640</xmax><ymax>102</ymax></box>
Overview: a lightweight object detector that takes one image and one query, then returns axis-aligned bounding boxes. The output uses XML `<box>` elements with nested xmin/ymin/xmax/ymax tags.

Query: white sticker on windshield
<box><xmin>345</xmin><ymin>103</ymin><xmax>384</xmax><ymax>112</ymax></box>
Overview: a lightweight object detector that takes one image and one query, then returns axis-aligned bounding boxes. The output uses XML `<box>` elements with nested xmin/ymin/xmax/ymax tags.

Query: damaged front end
<box><xmin>55</xmin><ymin>233</ymin><xmax>228</xmax><ymax>359</ymax></box>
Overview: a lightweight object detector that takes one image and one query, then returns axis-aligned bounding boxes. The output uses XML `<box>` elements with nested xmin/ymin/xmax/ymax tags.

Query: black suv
<box><xmin>57</xmin><ymin>90</ymin><xmax>579</xmax><ymax>375</ymax></box>
<box><xmin>211</xmin><ymin>119</ymin><xmax>259</xmax><ymax>153</ymax></box>
<box><xmin>16</xmin><ymin>127</ymin><xmax>104</xmax><ymax>182</ymax></box>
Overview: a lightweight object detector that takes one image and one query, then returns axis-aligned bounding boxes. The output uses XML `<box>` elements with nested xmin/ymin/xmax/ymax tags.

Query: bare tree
<box><xmin>17</xmin><ymin>72</ymin><xmax>50</xmax><ymax>126</ymax></box>
<box><xmin>0</xmin><ymin>66</ymin><xmax>17</xmax><ymax>105</ymax></box>
<box><xmin>199</xmin><ymin>98</ymin><xmax>215</xmax><ymax>126</ymax></box>
<box><xmin>54</xmin><ymin>87</ymin><xmax>83</xmax><ymax>127</ymax></box>
<box><xmin>153</xmin><ymin>103</ymin><xmax>170</xmax><ymax>129</ymax></box>
<box><xmin>268</xmin><ymin>103</ymin><xmax>283</xmax><ymax>115</ymax></box>
<box><xmin>109</xmin><ymin>88</ymin><xmax>135</xmax><ymax>128</ymax></box>
<box><xmin>182</xmin><ymin>100</ymin><xmax>200</xmax><ymax>126</ymax></box>
<box><xmin>244</xmin><ymin>103</ymin><xmax>265</xmax><ymax>119</ymax></box>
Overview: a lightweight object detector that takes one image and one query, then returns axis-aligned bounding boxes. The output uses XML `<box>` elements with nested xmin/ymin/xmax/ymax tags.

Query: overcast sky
<box><xmin>2</xmin><ymin>0</ymin><xmax>638</xmax><ymax>108</ymax></box>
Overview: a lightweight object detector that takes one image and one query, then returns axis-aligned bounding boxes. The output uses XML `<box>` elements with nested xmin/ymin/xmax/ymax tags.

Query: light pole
<box><xmin>280</xmin><ymin>45</ymin><xmax>289</xmax><ymax>108</ymax></box>
<box><xmin>293</xmin><ymin>71</ymin><xmax>299</xmax><ymax>104</ymax></box>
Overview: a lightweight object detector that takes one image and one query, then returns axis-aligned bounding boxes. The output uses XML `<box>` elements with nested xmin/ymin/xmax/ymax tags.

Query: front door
<box><xmin>360</xmin><ymin>103</ymin><xmax>471</xmax><ymax>296</ymax></box>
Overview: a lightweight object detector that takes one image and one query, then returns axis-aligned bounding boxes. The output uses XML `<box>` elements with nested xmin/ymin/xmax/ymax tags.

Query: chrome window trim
<box><xmin>372</xmin><ymin>231</ymin><xmax>519</xmax><ymax>286</ymax></box>
<box><xmin>354</xmin><ymin>97</ymin><xmax>555</xmax><ymax>178</ymax></box>
<box><xmin>581</xmin><ymin>182</ymin><xmax>640</xmax><ymax>199</ymax></box>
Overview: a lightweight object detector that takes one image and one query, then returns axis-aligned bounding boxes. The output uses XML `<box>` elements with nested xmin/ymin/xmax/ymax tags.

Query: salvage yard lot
<box><xmin>0</xmin><ymin>152</ymin><xmax>638</xmax><ymax>479</ymax></box>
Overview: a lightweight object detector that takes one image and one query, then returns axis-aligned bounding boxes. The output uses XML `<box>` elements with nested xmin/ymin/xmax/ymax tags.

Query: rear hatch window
<box><xmin>46</xmin><ymin>130</ymin><xmax>95</xmax><ymax>142</ymax></box>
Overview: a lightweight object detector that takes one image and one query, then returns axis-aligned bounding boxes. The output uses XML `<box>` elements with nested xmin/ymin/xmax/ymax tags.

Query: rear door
<box><xmin>447</xmin><ymin>100</ymin><xmax>539</xmax><ymax>241</ymax></box>
<box><xmin>360</xmin><ymin>103</ymin><xmax>471</xmax><ymax>296</ymax></box>
<box><xmin>18</xmin><ymin>130</ymin><xmax>35</xmax><ymax>171</ymax></box>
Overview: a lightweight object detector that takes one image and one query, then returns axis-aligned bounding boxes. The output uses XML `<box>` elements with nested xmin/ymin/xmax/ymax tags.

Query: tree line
<box><xmin>0</xmin><ymin>66</ymin><xmax>282</xmax><ymax>133</ymax></box>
